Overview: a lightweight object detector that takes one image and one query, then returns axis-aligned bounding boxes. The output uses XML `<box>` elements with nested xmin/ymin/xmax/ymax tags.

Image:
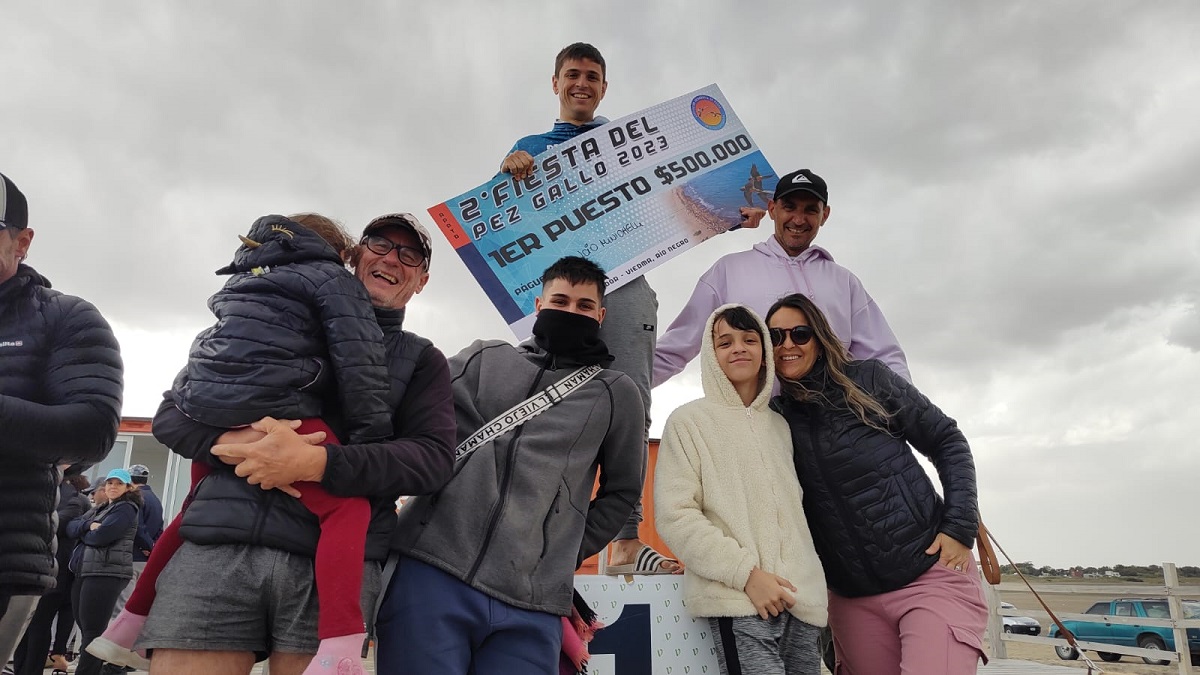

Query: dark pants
<box><xmin>376</xmin><ymin>556</ymin><xmax>562</xmax><ymax>675</ymax></box>
<box><xmin>71</xmin><ymin>575</ymin><xmax>127</xmax><ymax>675</ymax></box>
<box><xmin>13</xmin><ymin>570</ymin><xmax>75</xmax><ymax>675</ymax></box>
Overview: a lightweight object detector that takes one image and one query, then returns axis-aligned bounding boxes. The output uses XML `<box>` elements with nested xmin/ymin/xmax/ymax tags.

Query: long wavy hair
<box><xmin>765</xmin><ymin>293</ymin><xmax>892</xmax><ymax>432</ymax></box>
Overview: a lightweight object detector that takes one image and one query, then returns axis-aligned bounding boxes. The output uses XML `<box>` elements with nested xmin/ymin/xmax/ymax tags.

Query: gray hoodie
<box><xmin>391</xmin><ymin>337</ymin><xmax>645</xmax><ymax>616</ymax></box>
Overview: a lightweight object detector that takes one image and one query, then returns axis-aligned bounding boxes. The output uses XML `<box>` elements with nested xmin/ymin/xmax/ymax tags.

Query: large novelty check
<box><xmin>428</xmin><ymin>84</ymin><xmax>777</xmax><ymax>338</ymax></box>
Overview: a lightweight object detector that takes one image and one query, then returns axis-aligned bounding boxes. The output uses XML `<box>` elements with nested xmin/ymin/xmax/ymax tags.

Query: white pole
<box><xmin>982</xmin><ymin>579</ymin><xmax>1007</xmax><ymax>659</ymax></box>
<box><xmin>1164</xmin><ymin>562</ymin><xmax>1192</xmax><ymax>675</ymax></box>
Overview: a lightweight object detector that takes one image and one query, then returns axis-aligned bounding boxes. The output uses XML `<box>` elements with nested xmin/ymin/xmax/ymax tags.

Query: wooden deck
<box><xmin>248</xmin><ymin>656</ymin><xmax>1094</xmax><ymax>674</ymax></box>
<box><xmin>979</xmin><ymin>660</ymin><xmax>1086</xmax><ymax>673</ymax></box>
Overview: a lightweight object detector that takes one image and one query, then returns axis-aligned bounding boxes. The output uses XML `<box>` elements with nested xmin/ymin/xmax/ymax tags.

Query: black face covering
<box><xmin>532</xmin><ymin>308</ymin><xmax>613</xmax><ymax>367</ymax></box>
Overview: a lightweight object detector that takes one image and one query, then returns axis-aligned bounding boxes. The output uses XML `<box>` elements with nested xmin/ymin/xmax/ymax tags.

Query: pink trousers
<box><xmin>829</xmin><ymin>557</ymin><xmax>988</xmax><ymax>675</ymax></box>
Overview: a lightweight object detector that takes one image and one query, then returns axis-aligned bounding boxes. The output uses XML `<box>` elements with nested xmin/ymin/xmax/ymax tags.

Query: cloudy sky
<box><xmin>4</xmin><ymin>2</ymin><xmax>1198</xmax><ymax>569</ymax></box>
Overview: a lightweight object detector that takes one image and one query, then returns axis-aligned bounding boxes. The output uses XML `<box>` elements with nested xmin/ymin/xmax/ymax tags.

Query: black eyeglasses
<box><xmin>769</xmin><ymin>325</ymin><xmax>815</xmax><ymax>347</ymax></box>
<box><xmin>361</xmin><ymin>234</ymin><xmax>426</xmax><ymax>268</ymax></box>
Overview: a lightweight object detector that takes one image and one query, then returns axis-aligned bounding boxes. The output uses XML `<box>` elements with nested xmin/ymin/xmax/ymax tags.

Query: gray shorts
<box><xmin>136</xmin><ymin>541</ymin><xmax>381</xmax><ymax>657</ymax></box>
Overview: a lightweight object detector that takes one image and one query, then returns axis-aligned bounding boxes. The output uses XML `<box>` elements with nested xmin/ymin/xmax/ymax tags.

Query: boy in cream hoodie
<box><xmin>654</xmin><ymin>304</ymin><xmax>827</xmax><ymax>674</ymax></box>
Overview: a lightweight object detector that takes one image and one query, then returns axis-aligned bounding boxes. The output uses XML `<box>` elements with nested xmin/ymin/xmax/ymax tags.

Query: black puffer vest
<box><xmin>772</xmin><ymin>359</ymin><xmax>978</xmax><ymax>598</ymax></box>
<box><xmin>0</xmin><ymin>265</ymin><xmax>122</xmax><ymax>594</ymax></box>
<box><xmin>74</xmin><ymin>498</ymin><xmax>139</xmax><ymax>579</ymax></box>
<box><xmin>179</xmin><ymin>308</ymin><xmax>432</xmax><ymax>561</ymax></box>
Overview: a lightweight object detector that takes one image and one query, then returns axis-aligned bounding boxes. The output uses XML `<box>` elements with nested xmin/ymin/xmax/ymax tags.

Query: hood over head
<box><xmin>700</xmin><ymin>303</ymin><xmax>775</xmax><ymax>410</ymax></box>
<box><xmin>217</xmin><ymin>214</ymin><xmax>344</xmax><ymax>275</ymax></box>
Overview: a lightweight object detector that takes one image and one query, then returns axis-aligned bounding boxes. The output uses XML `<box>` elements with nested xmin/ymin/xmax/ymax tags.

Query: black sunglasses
<box><xmin>769</xmin><ymin>325</ymin><xmax>815</xmax><ymax>347</ymax></box>
<box><xmin>361</xmin><ymin>234</ymin><xmax>426</xmax><ymax>268</ymax></box>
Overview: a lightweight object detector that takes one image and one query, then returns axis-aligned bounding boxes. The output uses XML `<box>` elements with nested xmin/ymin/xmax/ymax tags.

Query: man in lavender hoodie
<box><xmin>654</xmin><ymin>169</ymin><xmax>910</xmax><ymax>387</ymax></box>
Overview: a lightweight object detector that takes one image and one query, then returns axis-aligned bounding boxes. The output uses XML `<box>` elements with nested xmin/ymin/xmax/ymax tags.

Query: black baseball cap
<box><xmin>362</xmin><ymin>213</ymin><xmax>433</xmax><ymax>268</ymax></box>
<box><xmin>0</xmin><ymin>172</ymin><xmax>29</xmax><ymax>231</ymax></box>
<box><xmin>772</xmin><ymin>169</ymin><xmax>829</xmax><ymax>204</ymax></box>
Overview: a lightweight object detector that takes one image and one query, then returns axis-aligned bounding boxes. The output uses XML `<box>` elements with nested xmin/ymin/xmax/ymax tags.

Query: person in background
<box><xmin>66</xmin><ymin>469</ymin><xmax>142</xmax><ymax>675</ymax></box>
<box><xmin>11</xmin><ymin>470</ymin><xmax>90</xmax><ymax>675</ymax></box>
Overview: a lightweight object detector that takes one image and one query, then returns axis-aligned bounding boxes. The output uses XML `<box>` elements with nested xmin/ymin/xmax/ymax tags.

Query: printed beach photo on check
<box><xmin>427</xmin><ymin>84</ymin><xmax>778</xmax><ymax>338</ymax></box>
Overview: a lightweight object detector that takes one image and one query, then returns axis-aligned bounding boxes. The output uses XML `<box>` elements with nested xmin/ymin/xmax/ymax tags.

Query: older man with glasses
<box><xmin>139</xmin><ymin>213</ymin><xmax>455</xmax><ymax>675</ymax></box>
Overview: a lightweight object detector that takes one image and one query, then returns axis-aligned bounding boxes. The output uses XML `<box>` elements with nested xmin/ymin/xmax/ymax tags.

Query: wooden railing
<box><xmin>983</xmin><ymin>562</ymin><xmax>1199</xmax><ymax>674</ymax></box>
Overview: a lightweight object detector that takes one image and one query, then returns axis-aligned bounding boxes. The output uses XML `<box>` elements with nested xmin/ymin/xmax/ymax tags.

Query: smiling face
<box><xmin>0</xmin><ymin>227</ymin><xmax>33</xmax><ymax>285</ymax></box>
<box><xmin>712</xmin><ymin>317</ymin><xmax>764</xmax><ymax>392</ymax></box>
<box><xmin>768</xmin><ymin>306</ymin><xmax>821</xmax><ymax>380</ymax></box>
<box><xmin>553</xmin><ymin>57</ymin><xmax>607</xmax><ymax>124</ymax></box>
<box><xmin>354</xmin><ymin>225</ymin><xmax>429</xmax><ymax>309</ymax></box>
<box><xmin>767</xmin><ymin>194</ymin><xmax>830</xmax><ymax>257</ymax></box>
<box><xmin>534</xmin><ymin>278</ymin><xmax>605</xmax><ymax>324</ymax></box>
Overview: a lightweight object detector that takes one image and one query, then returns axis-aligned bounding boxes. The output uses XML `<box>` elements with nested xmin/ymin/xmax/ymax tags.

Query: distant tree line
<box><xmin>998</xmin><ymin>563</ymin><xmax>1200</xmax><ymax>578</ymax></box>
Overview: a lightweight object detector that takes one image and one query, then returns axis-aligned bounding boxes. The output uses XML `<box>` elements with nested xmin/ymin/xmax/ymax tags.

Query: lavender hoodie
<box><xmin>654</xmin><ymin>236</ymin><xmax>910</xmax><ymax>386</ymax></box>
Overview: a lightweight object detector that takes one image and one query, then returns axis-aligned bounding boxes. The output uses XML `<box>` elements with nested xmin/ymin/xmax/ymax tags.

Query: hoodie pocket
<box><xmin>538</xmin><ymin>486</ymin><xmax>563</xmax><ymax>561</ymax></box>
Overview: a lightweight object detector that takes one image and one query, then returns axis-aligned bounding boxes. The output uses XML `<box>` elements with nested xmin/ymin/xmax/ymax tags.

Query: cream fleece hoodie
<box><xmin>653</xmin><ymin>304</ymin><xmax>827</xmax><ymax>626</ymax></box>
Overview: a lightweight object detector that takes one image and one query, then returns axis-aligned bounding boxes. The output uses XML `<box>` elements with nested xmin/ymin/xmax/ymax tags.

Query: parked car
<box><xmin>1000</xmin><ymin>601</ymin><xmax>1041</xmax><ymax>635</ymax></box>
<box><xmin>1049</xmin><ymin>597</ymin><xmax>1200</xmax><ymax>665</ymax></box>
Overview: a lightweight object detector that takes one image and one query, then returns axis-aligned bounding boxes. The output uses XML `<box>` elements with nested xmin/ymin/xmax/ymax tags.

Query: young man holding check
<box><xmin>499</xmin><ymin>42</ymin><xmax>675</xmax><ymax>574</ymax></box>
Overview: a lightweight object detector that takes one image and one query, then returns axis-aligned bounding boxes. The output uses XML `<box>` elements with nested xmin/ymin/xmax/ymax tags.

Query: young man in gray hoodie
<box><xmin>377</xmin><ymin>256</ymin><xmax>646</xmax><ymax>675</ymax></box>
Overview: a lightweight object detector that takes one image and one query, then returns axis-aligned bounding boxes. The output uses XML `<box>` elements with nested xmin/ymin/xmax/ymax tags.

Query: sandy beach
<box><xmin>671</xmin><ymin>185</ymin><xmax>735</xmax><ymax>243</ymax></box>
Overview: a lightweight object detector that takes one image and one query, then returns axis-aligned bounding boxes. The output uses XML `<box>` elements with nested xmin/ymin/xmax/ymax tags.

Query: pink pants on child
<box><xmin>829</xmin><ymin>556</ymin><xmax>988</xmax><ymax>675</ymax></box>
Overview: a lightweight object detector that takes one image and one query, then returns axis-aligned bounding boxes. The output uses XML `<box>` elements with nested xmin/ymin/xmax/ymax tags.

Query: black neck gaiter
<box><xmin>532</xmin><ymin>309</ymin><xmax>614</xmax><ymax>367</ymax></box>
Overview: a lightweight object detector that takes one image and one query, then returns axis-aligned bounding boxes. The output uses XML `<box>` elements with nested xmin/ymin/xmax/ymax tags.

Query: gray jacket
<box><xmin>391</xmin><ymin>338</ymin><xmax>645</xmax><ymax>616</ymax></box>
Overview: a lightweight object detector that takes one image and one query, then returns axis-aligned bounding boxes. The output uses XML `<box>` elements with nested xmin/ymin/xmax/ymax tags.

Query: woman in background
<box><xmin>66</xmin><ymin>469</ymin><xmax>141</xmax><ymax>675</ymax></box>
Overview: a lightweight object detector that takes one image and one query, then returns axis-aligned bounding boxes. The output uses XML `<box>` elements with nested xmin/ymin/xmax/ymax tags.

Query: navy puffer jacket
<box><xmin>772</xmin><ymin>359</ymin><xmax>978</xmax><ymax>598</ymax></box>
<box><xmin>172</xmin><ymin>215</ymin><xmax>392</xmax><ymax>444</ymax></box>
<box><xmin>0</xmin><ymin>265</ymin><xmax>123</xmax><ymax>595</ymax></box>
<box><xmin>157</xmin><ymin>307</ymin><xmax>456</xmax><ymax>562</ymax></box>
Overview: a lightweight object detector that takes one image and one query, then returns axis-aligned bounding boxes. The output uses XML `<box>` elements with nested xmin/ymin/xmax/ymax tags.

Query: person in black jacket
<box><xmin>0</xmin><ymin>171</ymin><xmax>123</xmax><ymax>667</ymax></box>
<box><xmin>765</xmin><ymin>293</ymin><xmax>987</xmax><ymax>674</ymax></box>
<box><xmin>137</xmin><ymin>213</ymin><xmax>455</xmax><ymax>675</ymax></box>
<box><xmin>66</xmin><ymin>469</ymin><xmax>142</xmax><ymax>675</ymax></box>
<box><xmin>11</xmin><ymin>469</ymin><xmax>90</xmax><ymax>675</ymax></box>
<box><xmin>90</xmin><ymin>213</ymin><xmax>395</xmax><ymax>675</ymax></box>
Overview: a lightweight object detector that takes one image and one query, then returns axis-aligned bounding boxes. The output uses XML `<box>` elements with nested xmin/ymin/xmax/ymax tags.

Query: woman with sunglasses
<box><xmin>765</xmin><ymin>293</ymin><xmax>987</xmax><ymax>674</ymax></box>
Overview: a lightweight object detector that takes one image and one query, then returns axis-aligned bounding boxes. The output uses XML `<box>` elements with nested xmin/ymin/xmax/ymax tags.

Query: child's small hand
<box><xmin>744</xmin><ymin>567</ymin><xmax>797</xmax><ymax>620</ymax></box>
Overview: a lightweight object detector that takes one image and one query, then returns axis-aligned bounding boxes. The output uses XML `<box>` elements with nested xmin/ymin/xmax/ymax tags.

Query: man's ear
<box><xmin>534</xmin><ymin>295</ymin><xmax>544</xmax><ymax>313</ymax></box>
<box><xmin>596</xmin><ymin>306</ymin><xmax>606</xmax><ymax>326</ymax></box>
